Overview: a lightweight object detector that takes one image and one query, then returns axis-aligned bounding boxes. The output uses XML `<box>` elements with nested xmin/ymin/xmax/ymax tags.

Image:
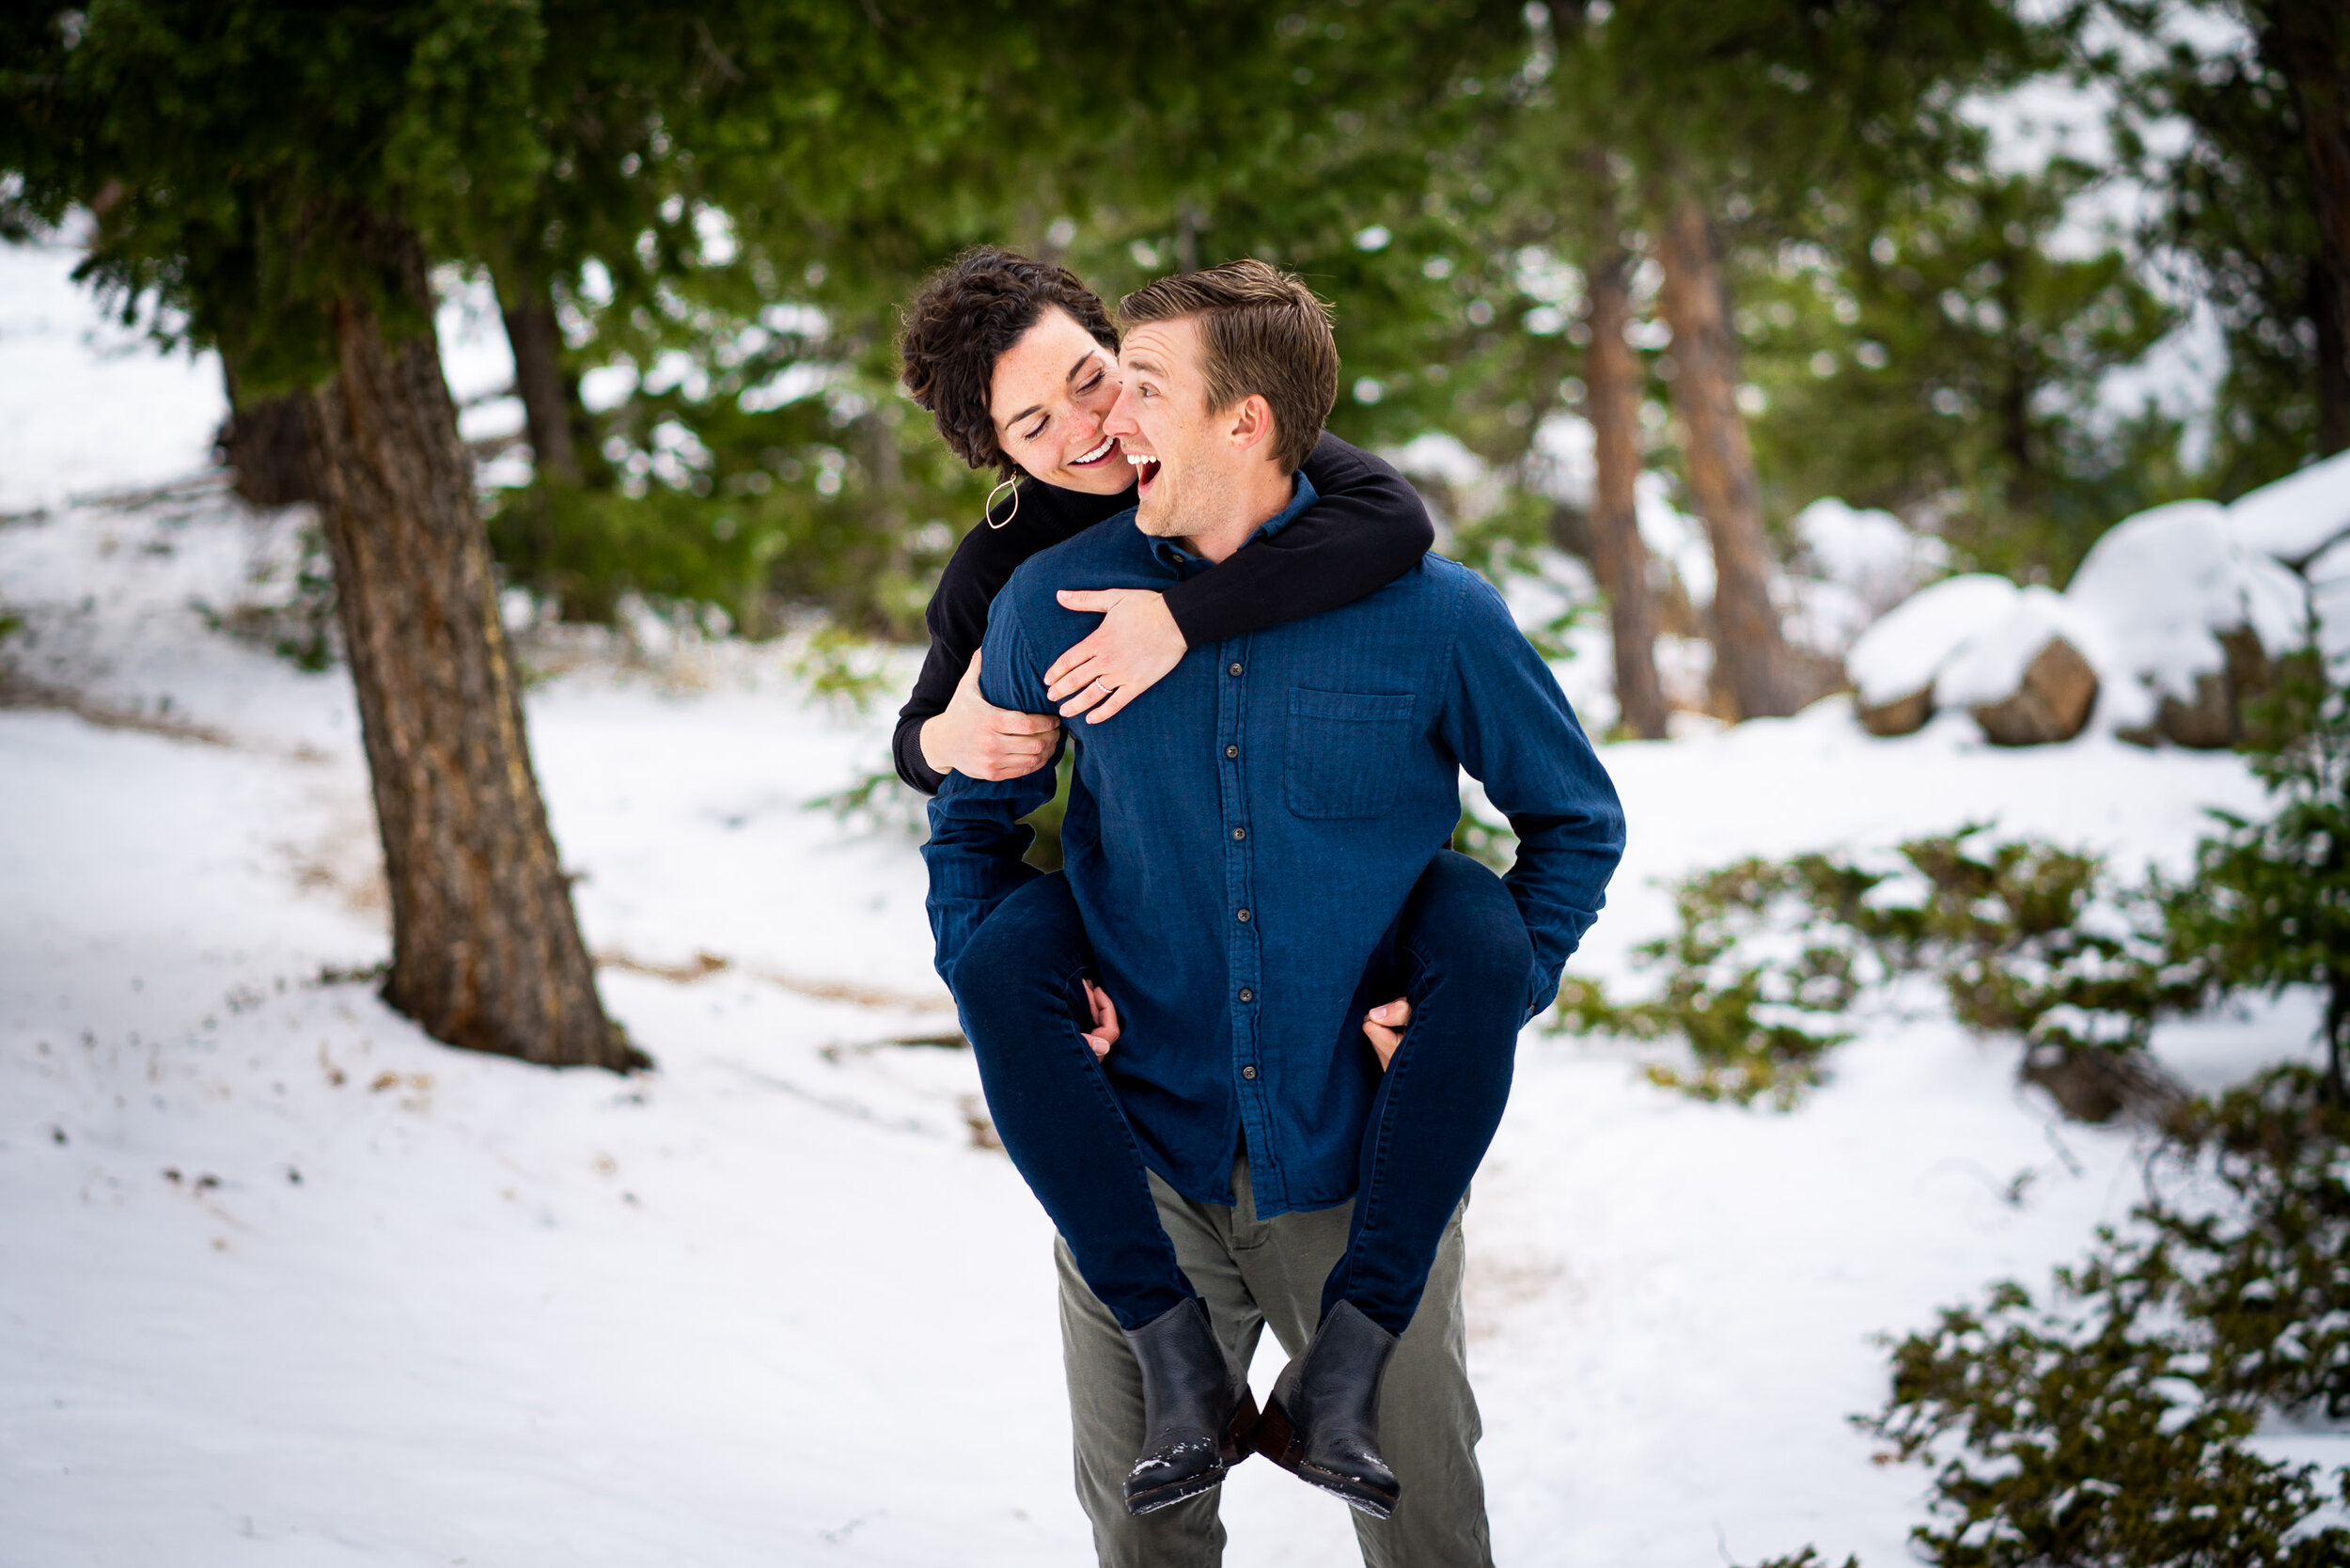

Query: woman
<box><xmin>895</xmin><ymin>249</ymin><xmax>1524</xmax><ymax>1520</ymax></box>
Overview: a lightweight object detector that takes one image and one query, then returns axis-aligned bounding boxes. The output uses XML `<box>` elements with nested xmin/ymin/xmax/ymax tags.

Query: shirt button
<box><xmin>1242</xmin><ymin>1065</ymin><xmax>1258</xmax><ymax>1080</ymax></box>
<box><xmin>1231</xmin><ymin>826</ymin><xmax>1246</xmax><ymax>840</ymax></box>
<box><xmin>1228</xmin><ymin>662</ymin><xmax>1245</xmax><ymax>677</ymax></box>
<box><xmin>1238</xmin><ymin>987</ymin><xmax>1254</xmax><ymax>1002</ymax></box>
<box><xmin>1236</xmin><ymin>907</ymin><xmax>1251</xmax><ymax>922</ymax></box>
<box><xmin>1224</xmin><ymin>744</ymin><xmax>1239</xmax><ymax>760</ymax></box>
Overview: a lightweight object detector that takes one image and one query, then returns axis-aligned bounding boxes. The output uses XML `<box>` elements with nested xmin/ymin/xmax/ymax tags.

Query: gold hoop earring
<box><xmin>984</xmin><ymin>475</ymin><xmax>1021</xmax><ymax>530</ymax></box>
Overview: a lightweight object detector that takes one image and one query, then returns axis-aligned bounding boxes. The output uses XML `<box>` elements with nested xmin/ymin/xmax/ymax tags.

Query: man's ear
<box><xmin>1227</xmin><ymin>393</ymin><xmax>1278</xmax><ymax>459</ymax></box>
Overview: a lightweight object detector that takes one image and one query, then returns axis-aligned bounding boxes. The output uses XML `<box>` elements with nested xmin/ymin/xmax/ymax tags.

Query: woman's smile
<box><xmin>1070</xmin><ymin>433</ymin><xmax>1122</xmax><ymax>469</ymax></box>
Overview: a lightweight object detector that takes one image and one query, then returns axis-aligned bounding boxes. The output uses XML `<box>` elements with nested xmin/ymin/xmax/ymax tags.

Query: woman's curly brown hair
<box><xmin>898</xmin><ymin>247</ymin><xmax>1120</xmax><ymax>480</ymax></box>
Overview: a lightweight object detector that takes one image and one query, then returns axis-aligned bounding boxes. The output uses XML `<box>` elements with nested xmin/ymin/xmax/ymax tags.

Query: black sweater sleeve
<box><xmin>889</xmin><ymin>432</ymin><xmax>1435</xmax><ymax>794</ymax></box>
<box><xmin>891</xmin><ymin>478</ymin><xmax>1129</xmax><ymax>794</ymax></box>
<box><xmin>1159</xmin><ymin>431</ymin><xmax>1434</xmax><ymax>647</ymax></box>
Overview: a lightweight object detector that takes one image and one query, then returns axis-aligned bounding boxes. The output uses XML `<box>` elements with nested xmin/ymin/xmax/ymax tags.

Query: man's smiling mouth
<box><xmin>1070</xmin><ymin>434</ymin><xmax>1120</xmax><ymax>468</ymax></box>
<box><xmin>1127</xmin><ymin>451</ymin><xmax>1163</xmax><ymax>493</ymax></box>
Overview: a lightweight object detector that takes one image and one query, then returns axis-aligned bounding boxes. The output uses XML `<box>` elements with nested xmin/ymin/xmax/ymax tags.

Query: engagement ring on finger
<box><xmin>1092</xmin><ymin>678</ymin><xmax>1118</xmax><ymax>696</ymax></box>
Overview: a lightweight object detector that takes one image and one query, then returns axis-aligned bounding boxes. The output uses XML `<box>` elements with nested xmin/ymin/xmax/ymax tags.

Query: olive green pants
<box><xmin>1056</xmin><ymin>1159</ymin><xmax>1494</xmax><ymax>1568</ymax></box>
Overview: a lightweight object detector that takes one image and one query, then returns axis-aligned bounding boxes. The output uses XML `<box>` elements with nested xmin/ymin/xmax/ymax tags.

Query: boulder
<box><xmin>1971</xmin><ymin>635</ymin><xmax>2098</xmax><ymax>745</ymax></box>
<box><xmin>2155</xmin><ymin>668</ymin><xmax>2234</xmax><ymax>749</ymax></box>
<box><xmin>2020</xmin><ymin>1043</ymin><xmax>2187</xmax><ymax>1127</ymax></box>
<box><xmin>2064</xmin><ymin>499</ymin><xmax>2310</xmax><ymax>745</ymax></box>
<box><xmin>2153</xmin><ymin>625</ymin><xmax>2278</xmax><ymax>749</ymax></box>
<box><xmin>1858</xmin><ymin>684</ymin><xmax>1935</xmax><ymax>737</ymax></box>
<box><xmin>1936</xmin><ymin>585</ymin><xmax>2104</xmax><ymax>745</ymax></box>
<box><xmin>1844</xmin><ymin>573</ymin><xmax>2021</xmax><ymax>738</ymax></box>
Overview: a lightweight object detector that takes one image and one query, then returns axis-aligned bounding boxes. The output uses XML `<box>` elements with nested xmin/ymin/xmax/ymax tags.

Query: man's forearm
<box><xmin>1500</xmin><ymin>809</ymin><xmax>1623</xmax><ymax>1020</ymax></box>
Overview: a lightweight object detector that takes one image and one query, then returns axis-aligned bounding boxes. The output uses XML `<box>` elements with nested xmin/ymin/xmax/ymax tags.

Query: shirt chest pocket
<box><xmin>1284</xmin><ymin>687</ymin><xmax>1418</xmax><ymax>820</ymax></box>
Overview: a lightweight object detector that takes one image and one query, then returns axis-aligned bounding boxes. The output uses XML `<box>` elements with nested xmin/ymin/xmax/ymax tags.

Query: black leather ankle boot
<box><xmin>1120</xmin><ymin>1296</ymin><xmax>1259</xmax><ymax>1515</ymax></box>
<box><xmin>1254</xmin><ymin>1300</ymin><xmax>1402</xmax><ymax>1519</ymax></box>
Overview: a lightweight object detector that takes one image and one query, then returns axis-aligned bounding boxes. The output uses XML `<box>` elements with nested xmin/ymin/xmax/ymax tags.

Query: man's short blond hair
<box><xmin>1118</xmin><ymin>260</ymin><xmax>1338</xmax><ymax>473</ymax></box>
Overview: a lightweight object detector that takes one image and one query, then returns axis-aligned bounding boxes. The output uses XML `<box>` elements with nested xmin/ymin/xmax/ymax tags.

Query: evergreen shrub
<box><xmin>1553</xmin><ymin>826</ymin><xmax>2187</xmax><ymax>1107</ymax></box>
<box><xmin>1557</xmin><ymin>658</ymin><xmax>2350</xmax><ymax>1108</ymax></box>
<box><xmin>1855</xmin><ymin>1064</ymin><xmax>2350</xmax><ymax>1566</ymax></box>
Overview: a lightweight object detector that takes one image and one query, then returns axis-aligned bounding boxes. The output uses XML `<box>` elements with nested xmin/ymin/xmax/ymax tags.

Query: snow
<box><xmin>1794</xmin><ymin>498</ymin><xmax>1950</xmax><ymax>615</ymax></box>
<box><xmin>1845</xmin><ymin>484</ymin><xmax>2329</xmax><ymax>732</ymax></box>
<box><xmin>2308</xmin><ymin>535</ymin><xmax>2350</xmax><ymax>676</ymax></box>
<box><xmin>1844</xmin><ymin>573</ymin><xmax>2020</xmax><ymax>706</ymax></box>
<box><xmin>1939</xmin><ymin>586</ymin><xmax>2111</xmax><ymax>711</ymax></box>
<box><xmin>5</xmin><ymin>241</ymin><xmax>2344</xmax><ymax>1566</ymax></box>
<box><xmin>1636</xmin><ymin>471</ymin><xmax>1715</xmax><ymax>607</ymax></box>
<box><xmin>1386</xmin><ymin>431</ymin><xmax>1490</xmax><ymax>494</ymax></box>
<box><xmin>0</xmin><ymin>239</ymin><xmax>226</xmax><ymax>518</ymax></box>
<box><xmin>2226</xmin><ymin>447</ymin><xmax>2350</xmax><ymax>568</ymax></box>
<box><xmin>2077</xmin><ymin>500</ymin><xmax>2312</xmax><ymax>672</ymax></box>
<box><xmin>1783</xmin><ymin>499</ymin><xmax>1953</xmax><ymax>660</ymax></box>
<box><xmin>2063</xmin><ymin>499</ymin><xmax>2311</xmax><ymax>722</ymax></box>
<box><xmin>1525</xmin><ymin>411</ymin><xmax>1597</xmax><ymax>511</ymax></box>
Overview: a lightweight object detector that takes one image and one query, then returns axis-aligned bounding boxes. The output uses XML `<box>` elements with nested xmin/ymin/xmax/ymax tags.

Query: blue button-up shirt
<box><xmin>925</xmin><ymin>475</ymin><xmax>1625</xmax><ymax>1217</ymax></box>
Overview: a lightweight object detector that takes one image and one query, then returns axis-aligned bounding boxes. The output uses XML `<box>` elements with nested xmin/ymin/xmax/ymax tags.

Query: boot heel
<box><xmin>1253</xmin><ymin>1398</ymin><xmax>1303</xmax><ymax>1473</ymax></box>
<box><xmin>1219</xmin><ymin>1388</ymin><xmax>1261</xmax><ymax>1464</ymax></box>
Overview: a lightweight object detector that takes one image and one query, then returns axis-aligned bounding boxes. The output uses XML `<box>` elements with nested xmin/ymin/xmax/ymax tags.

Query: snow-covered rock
<box><xmin>2063</xmin><ymin>499</ymin><xmax>2311</xmax><ymax>744</ymax></box>
<box><xmin>2225</xmin><ymin>447</ymin><xmax>2350</xmax><ymax>569</ymax></box>
<box><xmin>1935</xmin><ymin>585</ymin><xmax>2107</xmax><ymax>743</ymax></box>
<box><xmin>2068</xmin><ymin>500</ymin><xmax>2308</xmax><ymax>686</ymax></box>
<box><xmin>1970</xmin><ymin>636</ymin><xmax>2100</xmax><ymax>746</ymax></box>
<box><xmin>1844</xmin><ymin>574</ymin><xmax>2020</xmax><ymax>733</ymax></box>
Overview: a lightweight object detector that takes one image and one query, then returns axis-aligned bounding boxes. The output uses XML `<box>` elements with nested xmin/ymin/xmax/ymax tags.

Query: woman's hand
<box><xmin>1081</xmin><ymin>979</ymin><xmax>1121</xmax><ymax>1059</ymax></box>
<box><xmin>1363</xmin><ymin>997</ymin><xmax>1411</xmax><ymax>1070</ymax></box>
<box><xmin>919</xmin><ymin>651</ymin><xmax>1061</xmax><ymax>779</ymax></box>
<box><xmin>1044</xmin><ymin>589</ymin><xmax>1187</xmax><ymax>724</ymax></box>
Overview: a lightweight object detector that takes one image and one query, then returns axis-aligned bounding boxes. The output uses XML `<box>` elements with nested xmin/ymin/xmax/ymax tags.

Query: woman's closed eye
<box><xmin>1023</xmin><ymin>415</ymin><xmax>1049</xmax><ymax>441</ymax></box>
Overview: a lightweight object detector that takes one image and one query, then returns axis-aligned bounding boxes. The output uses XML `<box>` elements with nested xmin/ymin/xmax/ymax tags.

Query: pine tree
<box><xmin>2095</xmin><ymin>0</ymin><xmax>2350</xmax><ymax>485</ymax></box>
<box><xmin>3</xmin><ymin>3</ymin><xmax>633</xmax><ymax>1071</ymax></box>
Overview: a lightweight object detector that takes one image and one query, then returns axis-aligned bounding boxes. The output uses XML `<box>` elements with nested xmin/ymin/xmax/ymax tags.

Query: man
<box><xmin>926</xmin><ymin>261</ymin><xmax>1623</xmax><ymax>1566</ymax></box>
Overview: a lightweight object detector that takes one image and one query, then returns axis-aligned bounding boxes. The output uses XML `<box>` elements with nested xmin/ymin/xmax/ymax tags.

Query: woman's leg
<box><xmin>1321</xmin><ymin>851</ymin><xmax>1533</xmax><ymax>1336</ymax></box>
<box><xmin>954</xmin><ymin>872</ymin><xmax>1195</xmax><ymax>1331</ymax></box>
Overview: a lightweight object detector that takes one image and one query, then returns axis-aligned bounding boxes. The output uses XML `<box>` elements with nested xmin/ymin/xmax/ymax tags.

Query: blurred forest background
<box><xmin>8</xmin><ymin>0</ymin><xmax>2344</xmax><ymax>670</ymax></box>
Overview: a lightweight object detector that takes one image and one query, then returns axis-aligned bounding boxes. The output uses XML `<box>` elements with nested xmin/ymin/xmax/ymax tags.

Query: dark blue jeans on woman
<box><xmin>954</xmin><ymin>850</ymin><xmax>1532</xmax><ymax>1338</ymax></box>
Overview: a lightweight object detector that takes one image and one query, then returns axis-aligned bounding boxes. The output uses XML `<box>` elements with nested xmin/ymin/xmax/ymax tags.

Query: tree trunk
<box><xmin>2314</xmin><ymin>254</ymin><xmax>2350</xmax><ymax>456</ymax></box>
<box><xmin>498</xmin><ymin>280</ymin><xmax>585</xmax><ymax>486</ymax></box>
<box><xmin>302</xmin><ymin>238</ymin><xmax>630</xmax><ymax>1072</ymax></box>
<box><xmin>1584</xmin><ymin>250</ymin><xmax>1669</xmax><ymax>740</ymax></box>
<box><xmin>1654</xmin><ymin>196</ymin><xmax>1796</xmax><ymax>720</ymax></box>
<box><xmin>2272</xmin><ymin>0</ymin><xmax>2350</xmax><ymax>455</ymax></box>
<box><xmin>2326</xmin><ymin>971</ymin><xmax>2347</xmax><ymax>1104</ymax></box>
<box><xmin>217</xmin><ymin>358</ymin><xmax>321</xmax><ymax>509</ymax></box>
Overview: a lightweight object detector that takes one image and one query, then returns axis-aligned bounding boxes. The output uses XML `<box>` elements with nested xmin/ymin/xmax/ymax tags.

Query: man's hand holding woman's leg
<box><xmin>1363</xmin><ymin>998</ymin><xmax>1411</xmax><ymax>1069</ymax></box>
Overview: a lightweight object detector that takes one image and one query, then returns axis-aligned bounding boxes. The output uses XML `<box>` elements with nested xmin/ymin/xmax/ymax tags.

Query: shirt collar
<box><xmin>1148</xmin><ymin>471</ymin><xmax>1321</xmax><ymax>573</ymax></box>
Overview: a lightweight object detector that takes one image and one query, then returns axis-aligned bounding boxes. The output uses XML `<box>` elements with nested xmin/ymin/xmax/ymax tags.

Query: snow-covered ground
<box><xmin>2</xmin><ymin>245</ymin><xmax>2338</xmax><ymax>1565</ymax></box>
